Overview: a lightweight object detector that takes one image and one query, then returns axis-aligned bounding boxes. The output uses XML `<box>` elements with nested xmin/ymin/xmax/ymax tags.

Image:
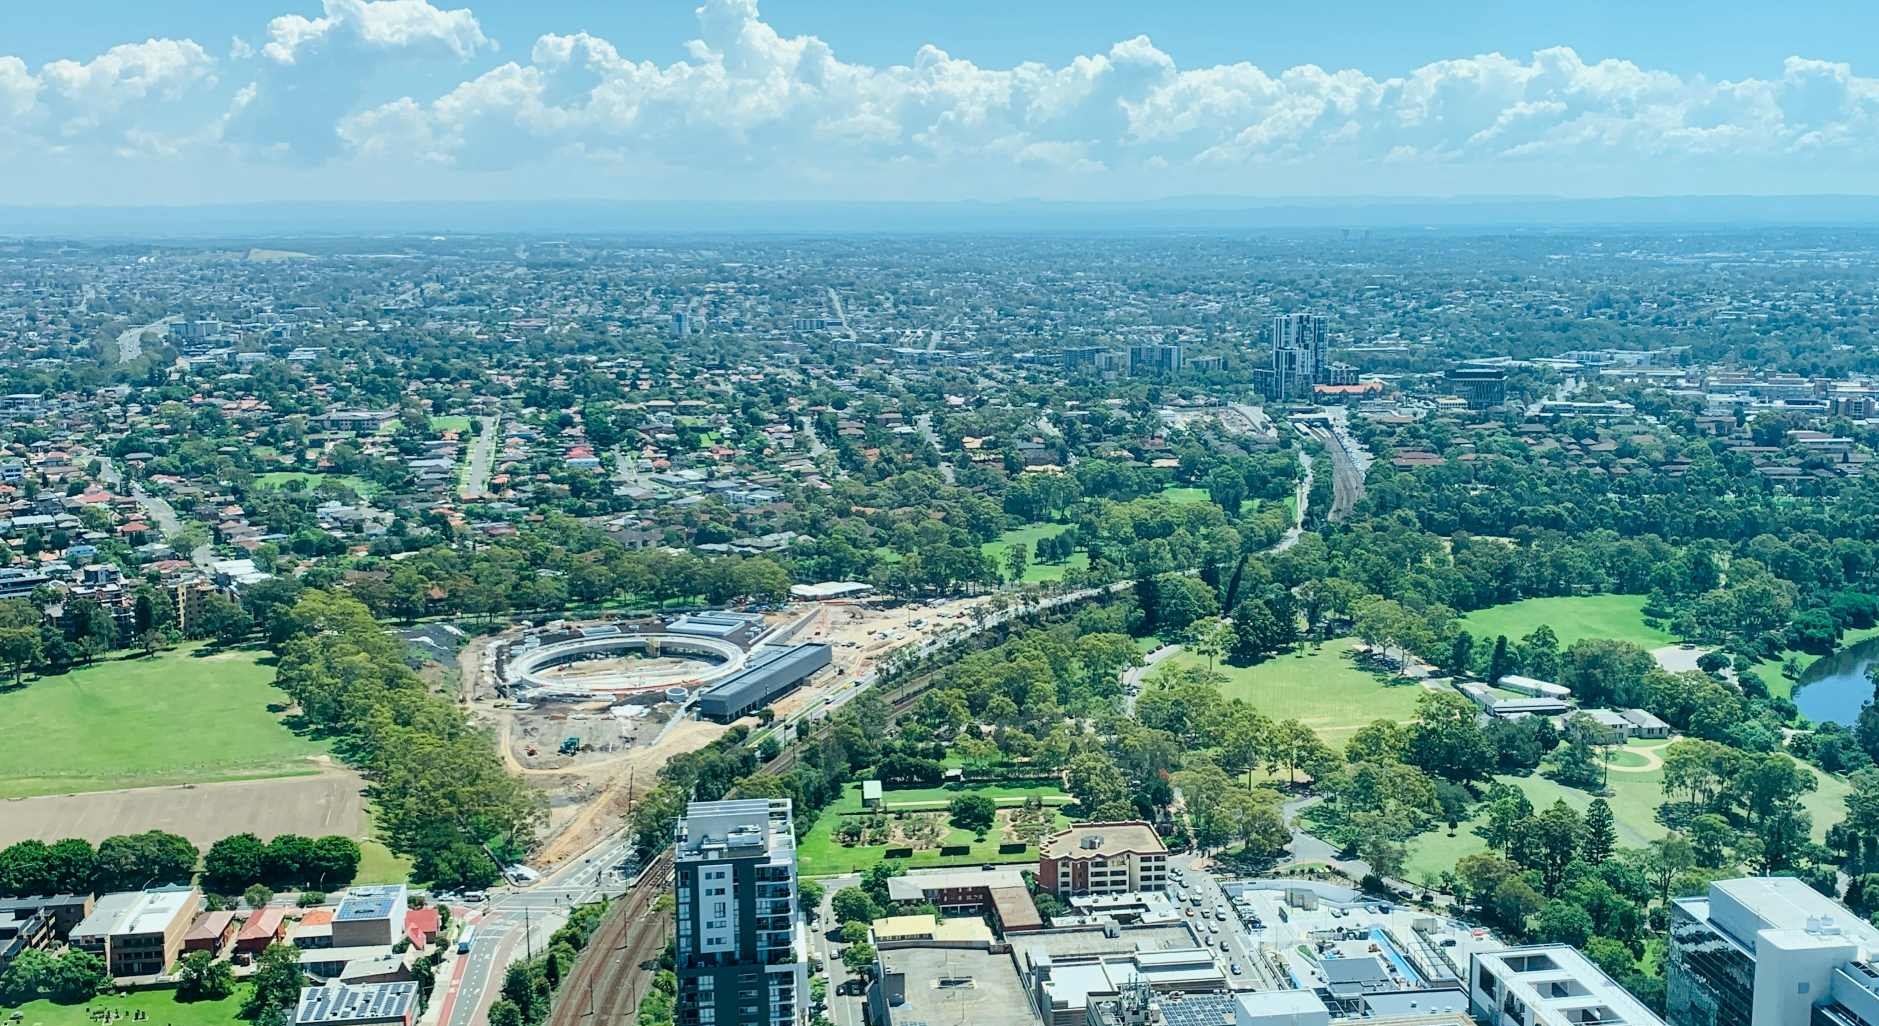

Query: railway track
<box><xmin>548</xmin><ymin>590</ymin><xmax>1126</xmax><ymax>1021</ymax></box>
<box><xmin>545</xmin><ymin>621</ymin><xmax>1017</xmax><ymax>1022</ymax></box>
<box><xmin>547</xmin><ymin>849</ymin><xmax>674</xmax><ymax>1026</ymax></box>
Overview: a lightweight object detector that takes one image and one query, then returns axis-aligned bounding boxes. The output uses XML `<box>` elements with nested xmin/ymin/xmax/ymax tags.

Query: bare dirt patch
<box><xmin>0</xmin><ymin>763</ymin><xmax>367</xmax><ymax>849</ymax></box>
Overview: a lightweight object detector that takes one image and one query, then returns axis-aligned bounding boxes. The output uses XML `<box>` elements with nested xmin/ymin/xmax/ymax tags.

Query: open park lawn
<box><xmin>1</xmin><ymin>987</ymin><xmax>245</xmax><ymax>1026</ymax></box>
<box><xmin>981</xmin><ymin>523</ymin><xmax>1089</xmax><ymax>583</ymax></box>
<box><xmin>1161</xmin><ymin>637</ymin><xmax>1424</xmax><ymax>746</ymax></box>
<box><xmin>798</xmin><ymin>782</ymin><xmax>1072</xmax><ymax>876</ymax></box>
<box><xmin>0</xmin><ymin>644</ymin><xmax>325</xmax><ymax>799</ymax></box>
<box><xmin>253</xmin><ymin>470</ymin><xmax>380</xmax><ymax>497</ymax></box>
<box><xmin>1402</xmin><ymin>740</ymin><xmax>1851</xmax><ymax>883</ymax></box>
<box><xmin>1458</xmin><ymin>594</ymin><xmax>1673</xmax><ymax>649</ymax></box>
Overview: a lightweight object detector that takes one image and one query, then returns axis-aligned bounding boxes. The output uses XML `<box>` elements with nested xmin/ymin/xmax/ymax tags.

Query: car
<box><xmin>1219</xmin><ymin>940</ymin><xmax>1230</xmax><ymax>952</ymax></box>
<box><xmin>1184</xmin><ymin>908</ymin><xmax>1195</xmax><ymax>917</ymax></box>
<box><xmin>464</xmin><ymin>891</ymin><xmax>488</xmax><ymax>903</ymax></box>
<box><xmin>1230</xmin><ymin>963</ymin><xmax>1242</xmax><ymax>975</ymax></box>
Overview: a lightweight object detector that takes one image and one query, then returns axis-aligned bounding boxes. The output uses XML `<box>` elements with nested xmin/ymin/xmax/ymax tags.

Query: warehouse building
<box><xmin>696</xmin><ymin>642</ymin><xmax>831</xmax><ymax>721</ymax></box>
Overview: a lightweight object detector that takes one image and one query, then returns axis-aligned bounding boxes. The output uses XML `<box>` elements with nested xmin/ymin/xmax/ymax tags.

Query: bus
<box><xmin>457</xmin><ymin>926</ymin><xmax>476</xmax><ymax>954</ymax></box>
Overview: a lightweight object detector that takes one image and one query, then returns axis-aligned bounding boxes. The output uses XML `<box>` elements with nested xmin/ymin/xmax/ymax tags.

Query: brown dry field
<box><xmin>0</xmin><ymin>764</ymin><xmax>368</xmax><ymax>849</ymax></box>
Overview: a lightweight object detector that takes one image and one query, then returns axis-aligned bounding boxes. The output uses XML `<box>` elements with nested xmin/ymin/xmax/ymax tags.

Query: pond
<box><xmin>1792</xmin><ymin>634</ymin><xmax>1879</xmax><ymax>726</ymax></box>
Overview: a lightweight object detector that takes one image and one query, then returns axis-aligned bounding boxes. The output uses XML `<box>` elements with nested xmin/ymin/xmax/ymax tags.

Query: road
<box><xmin>914</xmin><ymin>413</ymin><xmax>955</xmax><ymax>484</ymax></box>
<box><xmin>440</xmin><ymin>832</ymin><xmax>641</xmax><ymax>1026</ymax></box>
<box><xmin>812</xmin><ymin>875</ymin><xmax>863</xmax><ymax>1026</ymax></box>
<box><xmin>114</xmin><ymin>315</ymin><xmax>177</xmax><ymax>364</ymax></box>
<box><xmin>459</xmin><ymin>414</ymin><xmax>501</xmax><ymax>500</ymax></box>
<box><xmin>126</xmin><ymin>476</ymin><xmax>213</xmax><ymax>567</ymax></box>
<box><xmin>1169</xmin><ymin>856</ymin><xmax>1270</xmax><ymax>988</ymax></box>
<box><xmin>827</xmin><ymin>287</ymin><xmax>857</xmax><ymax>340</ymax></box>
<box><xmin>553</xmin><ymin>434</ymin><xmax>1326</xmax><ymax>1015</ymax></box>
<box><xmin>1275</xmin><ymin>450</ymin><xmax>1312</xmax><ymax>550</ymax></box>
<box><xmin>799</xmin><ymin>415</ymin><xmax>830</xmax><ymax>458</ymax></box>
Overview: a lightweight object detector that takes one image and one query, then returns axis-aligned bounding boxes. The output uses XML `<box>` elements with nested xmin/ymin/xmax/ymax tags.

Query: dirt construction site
<box><xmin>457</xmin><ymin>595</ymin><xmax>988</xmax><ymax>868</ymax></box>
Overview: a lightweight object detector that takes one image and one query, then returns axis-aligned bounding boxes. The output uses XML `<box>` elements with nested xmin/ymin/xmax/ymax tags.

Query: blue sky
<box><xmin>3</xmin><ymin>0</ymin><xmax>1879</xmax><ymax>206</ymax></box>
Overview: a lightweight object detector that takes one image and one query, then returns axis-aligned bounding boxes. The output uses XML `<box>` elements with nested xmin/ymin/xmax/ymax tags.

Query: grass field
<box><xmin>430</xmin><ymin>414</ymin><xmax>474</xmax><ymax>434</ymax></box>
<box><xmin>1402</xmin><ymin>740</ymin><xmax>1850</xmax><ymax>883</ymax></box>
<box><xmin>982</xmin><ymin>523</ymin><xmax>1089</xmax><ymax>583</ymax></box>
<box><xmin>1</xmin><ymin>987</ymin><xmax>245</xmax><ymax>1026</ymax></box>
<box><xmin>825</xmin><ymin>782</ymin><xmax>1072</xmax><ymax>815</ymax></box>
<box><xmin>1458</xmin><ymin>594</ymin><xmax>1674</xmax><ymax>649</ymax></box>
<box><xmin>1161</xmin><ymin>486</ymin><xmax>1211</xmax><ymax>504</ymax></box>
<box><xmin>798</xmin><ymin>782</ymin><xmax>1072</xmax><ymax>876</ymax></box>
<box><xmin>0</xmin><ymin>644</ymin><xmax>326</xmax><ymax>798</ymax></box>
<box><xmin>1157</xmin><ymin>637</ymin><xmax>1424</xmax><ymax>746</ymax></box>
<box><xmin>253</xmin><ymin>470</ymin><xmax>380</xmax><ymax>497</ymax></box>
<box><xmin>355</xmin><ymin>809</ymin><xmax>414</xmax><ymax>885</ymax></box>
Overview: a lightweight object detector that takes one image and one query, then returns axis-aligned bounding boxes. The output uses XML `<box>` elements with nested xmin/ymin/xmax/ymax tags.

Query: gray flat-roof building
<box><xmin>870</xmin><ymin>945</ymin><xmax>1032</xmax><ymax>1026</ymax></box>
<box><xmin>667</xmin><ymin>611</ymin><xmax>766</xmax><ymax>640</ymax></box>
<box><xmin>696</xmin><ymin>643</ymin><xmax>831</xmax><ymax>721</ymax></box>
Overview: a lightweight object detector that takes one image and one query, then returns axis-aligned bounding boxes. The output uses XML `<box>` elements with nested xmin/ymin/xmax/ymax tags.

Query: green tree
<box><xmin>1582</xmin><ymin>798</ymin><xmax>1618</xmax><ymax>864</ymax></box>
<box><xmin>948</xmin><ymin>794</ymin><xmax>997</xmax><ymax>834</ymax></box>
<box><xmin>204</xmin><ymin>833</ymin><xmax>267</xmax><ymax>893</ymax></box>
<box><xmin>177</xmin><ymin>949</ymin><xmax>236</xmax><ymax>1000</ymax></box>
<box><xmin>244</xmin><ymin>943</ymin><xmax>306</xmax><ymax>1018</ymax></box>
<box><xmin>1526</xmin><ymin>801</ymin><xmax>1584</xmax><ymax>897</ymax></box>
<box><xmin>1536</xmin><ymin>900</ymin><xmax>1594</xmax><ymax>947</ymax></box>
<box><xmin>46</xmin><ymin>950</ymin><xmax>107</xmax><ymax>1003</ymax></box>
<box><xmin>1406</xmin><ymin>691</ymin><xmax>1492</xmax><ymax>782</ymax></box>
<box><xmin>831</xmin><ymin>887</ymin><xmax>880</xmax><ymax>924</ymax></box>
<box><xmin>93</xmin><ymin>830</ymin><xmax>198</xmax><ymax>892</ymax></box>
<box><xmin>841</xmin><ymin>941</ymin><xmax>877</xmax><ymax>978</ymax></box>
<box><xmin>1004</xmin><ymin>545</ymin><xmax>1028</xmax><ymax>584</ymax></box>
<box><xmin>798</xmin><ymin>878</ymin><xmax>825</xmax><ymax>922</ymax></box>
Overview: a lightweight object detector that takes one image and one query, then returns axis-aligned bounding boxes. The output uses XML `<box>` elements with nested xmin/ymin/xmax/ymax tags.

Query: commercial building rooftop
<box><xmin>294</xmin><ymin>980</ymin><xmax>419</xmax><ymax>1025</ymax></box>
<box><xmin>876</xmin><ymin>945</ymin><xmax>1032</xmax><ymax>1026</ymax></box>
<box><xmin>695</xmin><ymin>642</ymin><xmax>830</xmax><ymax>720</ymax></box>
<box><xmin>1473</xmin><ymin>945</ymin><xmax>1664</xmax><ymax>1026</ymax></box>
<box><xmin>336</xmin><ymin>886</ymin><xmax>405</xmax><ymax>922</ymax></box>
<box><xmin>1686</xmin><ymin>875</ymin><xmax>1879</xmax><ymax>953</ymax></box>
<box><xmin>871</xmin><ymin>914</ymin><xmax>995</xmax><ymax>947</ymax></box>
<box><xmin>886</xmin><ymin>866</ymin><xmax>1029</xmax><ymax>902</ymax></box>
<box><xmin>1040</xmin><ymin>822</ymin><xmax>1167</xmax><ymax>861</ymax></box>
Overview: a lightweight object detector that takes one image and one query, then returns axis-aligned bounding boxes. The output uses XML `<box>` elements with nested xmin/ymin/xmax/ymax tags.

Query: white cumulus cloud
<box><xmin>5</xmin><ymin>0</ymin><xmax>1879</xmax><ymax>199</ymax></box>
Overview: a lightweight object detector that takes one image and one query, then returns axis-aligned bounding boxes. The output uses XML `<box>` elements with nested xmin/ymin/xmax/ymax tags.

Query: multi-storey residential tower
<box><xmin>674</xmin><ymin>799</ymin><xmax>807</xmax><ymax>1026</ymax></box>
<box><xmin>1264</xmin><ymin>313</ymin><xmax>1329</xmax><ymax>400</ymax></box>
